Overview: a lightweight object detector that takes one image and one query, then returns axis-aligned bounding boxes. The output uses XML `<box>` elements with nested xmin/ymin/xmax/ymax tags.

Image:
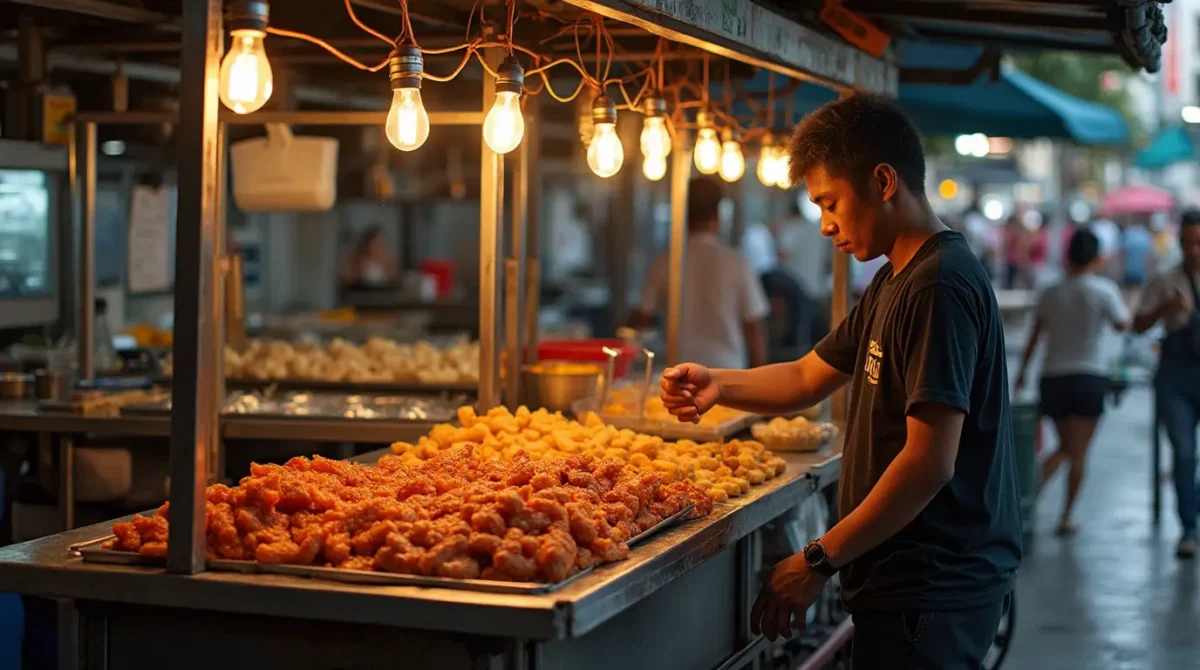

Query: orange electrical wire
<box><xmin>342</xmin><ymin>0</ymin><xmax>394</xmax><ymax>46</ymax></box>
<box><xmin>266</xmin><ymin>27</ymin><xmax>389</xmax><ymax>71</ymax></box>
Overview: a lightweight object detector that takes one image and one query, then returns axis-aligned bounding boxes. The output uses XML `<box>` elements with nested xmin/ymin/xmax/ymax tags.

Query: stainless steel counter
<box><xmin>0</xmin><ymin>399</ymin><xmax>438</xmax><ymax>443</ymax></box>
<box><xmin>0</xmin><ymin>449</ymin><xmax>841</xmax><ymax>642</ymax></box>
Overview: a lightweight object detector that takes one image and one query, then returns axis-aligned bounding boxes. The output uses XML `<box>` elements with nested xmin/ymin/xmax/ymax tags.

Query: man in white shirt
<box><xmin>776</xmin><ymin>202</ymin><xmax>832</xmax><ymax>302</ymax></box>
<box><xmin>742</xmin><ymin>221</ymin><xmax>779</xmax><ymax>276</ymax></box>
<box><xmin>632</xmin><ymin>177</ymin><xmax>770</xmax><ymax>369</ymax></box>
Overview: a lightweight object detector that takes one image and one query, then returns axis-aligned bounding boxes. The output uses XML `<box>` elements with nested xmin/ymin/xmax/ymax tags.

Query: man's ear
<box><xmin>873</xmin><ymin>164</ymin><xmax>899</xmax><ymax>202</ymax></box>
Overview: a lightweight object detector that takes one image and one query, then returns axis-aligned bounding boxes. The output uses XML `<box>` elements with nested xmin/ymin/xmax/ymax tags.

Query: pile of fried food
<box><xmin>162</xmin><ymin>337</ymin><xmax>479</xmax><ymax>384</ymax></box>
<box><xmin>392</xmin><ymin>406</ymin><xmax>788</xmax><ymax>504</ymax></box>
<box><xmin>600</xmin><ymin>387</ymin><xmax>747</xmax><ymax>427</ymax></box>
<box><xmin>104</xmin><ymin>445</ymin><xmax>711</xmax><ymax>583</ymax></box>
<box><xmin>750</xmin><ymin>415</ymin><xmax>838</xmax><ymax>452</ymax></box>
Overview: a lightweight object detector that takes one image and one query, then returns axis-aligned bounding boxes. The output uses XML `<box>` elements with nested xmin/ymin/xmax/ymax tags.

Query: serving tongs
<box><xmin>592</xmin><ymin>346</ymin><xmax>621</xmax><ymax>413</ymax></box>
<box><xmin>638</xmin><ymin>349</ymin><xmax>656</xmax><ymax>421</ymax></box>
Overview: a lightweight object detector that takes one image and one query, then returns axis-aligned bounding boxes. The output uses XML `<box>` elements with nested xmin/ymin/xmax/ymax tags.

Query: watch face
<box><xmin>804</xmin><ymin>541</ymin><xmax>826</xmax><ymax>565</ymax></box>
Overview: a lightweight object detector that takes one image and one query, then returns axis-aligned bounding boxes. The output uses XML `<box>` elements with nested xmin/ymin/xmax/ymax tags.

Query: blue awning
<box><xmin>1135</xmin><ymin>125</ymin><xmax>1195</xmax><ymax>169</ymax></box>
<box><xmin>727</xmin><ymin>39</ymin><xmax>1129</xmax><ymax>145</ymax></box>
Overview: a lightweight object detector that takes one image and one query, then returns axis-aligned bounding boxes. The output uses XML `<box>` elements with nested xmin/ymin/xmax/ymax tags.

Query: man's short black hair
<box><xmin>787</xmin><ymin>93</ymin><xmax>926</xmax><ymax>195</ymax></box>
<box><xmin>1066</xmin><ymin>229</ymin><xmax>1100</xmax><ymax>268</ymax></box>
<box><xmin>687</xmin><ymin>176</ymin><xmax>723</xmax><ymax>228</ymax></box>
<box><xmin>1181</xmin><ymin>208</ymin><xmax>1200</xmax><ymax>229</ymax></box>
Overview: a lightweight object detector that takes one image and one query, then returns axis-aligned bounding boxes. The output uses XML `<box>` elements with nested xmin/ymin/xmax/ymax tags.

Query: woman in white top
<box><xmin>1016</xmin><ymin>229</ymin><xmax>1131</xmax><ymax>535</ymax></box>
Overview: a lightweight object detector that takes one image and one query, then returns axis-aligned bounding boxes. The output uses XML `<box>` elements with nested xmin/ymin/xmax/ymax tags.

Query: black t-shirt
<box><xmin>814</xmin><ymin>231</ymin><xmax>1022</xmax><ymax>612</ymax></box>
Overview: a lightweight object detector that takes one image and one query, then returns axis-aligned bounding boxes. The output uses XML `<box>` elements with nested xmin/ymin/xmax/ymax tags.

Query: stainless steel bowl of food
<box><xmin>0</xmin><ymin>372</ymin><xmax>32</xmax><ymax>400</ymax></box>
<box><xmin>521</xmin><ymin>360</ymin><xmax>604</xmax><ymax>412</ymax></box>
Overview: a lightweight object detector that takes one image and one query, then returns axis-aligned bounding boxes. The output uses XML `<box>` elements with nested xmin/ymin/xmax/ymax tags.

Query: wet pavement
<box><xmin>1003</xmin><ymin>384</ymin><xmax>1200</xmax><ymax>670</ymax></box>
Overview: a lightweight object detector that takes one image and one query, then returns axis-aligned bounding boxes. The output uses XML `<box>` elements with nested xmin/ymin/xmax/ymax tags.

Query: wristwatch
<box><xmin>803</xmin><ymin>539</ymin><xmax>839</xmax><ymax>577</ymax></box>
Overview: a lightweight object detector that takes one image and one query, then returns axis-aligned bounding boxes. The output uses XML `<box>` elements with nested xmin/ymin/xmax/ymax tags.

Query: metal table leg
<box><xmin>59</xmin><ymin>435</ymin><xmax>75</xmax><ymax>531</ymax></box>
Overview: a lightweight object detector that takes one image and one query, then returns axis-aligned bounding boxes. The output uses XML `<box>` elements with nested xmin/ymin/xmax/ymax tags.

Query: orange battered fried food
<box><xmin>106</xmin><ymin>446</ymin><xmax>709</xmax><ymax>582</ymax></box>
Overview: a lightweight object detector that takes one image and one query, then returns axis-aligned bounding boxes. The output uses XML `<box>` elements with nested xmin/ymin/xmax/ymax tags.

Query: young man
<box><xmin>1016</xmin><ymin>229</ymin><xmax>1130</xmax><ymax>536</ymax></box>
<box><xmin>1134</xmin><ymin>210</ymin><xmax>1200</xmax><ymax>558</ymax></box>
<box><xmin>659</xmin><ymin>94</ymin><xmax>1022</xmax><ymax>666</ymax></box>
<box><xmin>631</xmin><ymin>176</ymin><xmax>769</xmax><ymax>369</ymax></box>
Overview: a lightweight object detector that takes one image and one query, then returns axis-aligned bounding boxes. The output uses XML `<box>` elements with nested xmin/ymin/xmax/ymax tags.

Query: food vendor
<box><xmin>630</xmin><ymin>176</ymin><xmax>770</xmax><ymax>369</ymax></box>
<box><xmin>660</xmin><ymin>94</ymin><xmax>1021</xmax><ymax>667</ymax></box>
<box><xmin>339</xmin><ymin>226</ymin><xmax>400</xmax><ymax>290</ymax></box>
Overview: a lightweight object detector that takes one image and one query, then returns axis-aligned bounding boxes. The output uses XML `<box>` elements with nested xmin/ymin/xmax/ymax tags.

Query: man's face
<box><xmin>1182</xmin><ymin>224</ymin><xmax>1200</xmax><ymax>269</ymax></box>
<box><xmin>805</xmin><ymin>164</ymin><xmax>891</xmax><ymax>262</ymax></box>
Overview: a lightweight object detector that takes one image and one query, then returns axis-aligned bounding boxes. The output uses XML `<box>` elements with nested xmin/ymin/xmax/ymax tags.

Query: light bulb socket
<box><xmin>389</xmin><ymin>44</ymin><xmax>424</xmax><ymax>90</ymax></box>
<box><xmin>696</xmin><ymin>109</ymin><xmax>715</xmax><ymax>129</ymax></box>
<box><xmin>761</xmin><ymin>131</ymin><xmax>775</xmax><ymax>149</ymax></box>
<box><xmin>495</xmin><ymin>56</ymin><xmax>525</xmax><ymax>95</ymax></box>
<box><xmin>642</xmin><ymin>96</ymin><xmax>667</xmax><ymax>118</ymax></box>
<box><xmin>721</xmin><ymin>127</ymin><xmax>739</xmax><ymax>143</ymax></box>
<box><xmin>227</xmin><ymin>0</ymin><xmax>269</xmax><ymax>33</ymax></box>
<box><xmin>591</xmin><ymin>94</ymin><xmax>617</xmax><ymax>126</ymax></box>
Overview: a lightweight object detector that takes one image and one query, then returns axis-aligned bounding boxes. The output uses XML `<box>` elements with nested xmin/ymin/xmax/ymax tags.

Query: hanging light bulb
<box><xmin>586</xmin><ymin>95</ymin><xmax>624</xmax><ymax>178</ymax></box>
<box><xmin>718</xmin><ymin>129</ymin><xmax>745</xmax><ymax>183</ymax></box>
<box><xmin>643</xmin><ymin>155</ymin><xmax>667</xmax><ymax>181</ymax></box>
<box><xmin>219</xmin><ymin>1</ymin><xmax>273</xmax><ymax>114</ymax></box>
<box><xmin>483</xmin><ymin>56</ymin><xmax>525</xmax><ymax>154</ymax></box>
<box><xmin>640</xmin><ymin>97</ymin><xmax>672</xmax><ymax>160</ymax></box>
<box><xmin>385</xmin><ymin>45</ymin><xmax>430</xmax><ymax>152</ymax></box>
<box><xmin>693</xmin><ymin>110</ymin><xmax>721</xmax><ymax>175</ymax></box>
<box><xmin>776</xmin><ymin>153</ymin><xmax>794</xmax><ymax>190</ymax></box>
<box><xmin>756</xmin><ymin>133</ymin><xmax>779</xmax><ymax>187</ymax></box>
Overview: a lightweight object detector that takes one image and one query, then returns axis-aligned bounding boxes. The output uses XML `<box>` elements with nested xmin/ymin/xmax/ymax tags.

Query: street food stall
<box><xmin>0</xmin><ymin>1</ymin><xmax>1170</xmax><ymax>668</ymax></box>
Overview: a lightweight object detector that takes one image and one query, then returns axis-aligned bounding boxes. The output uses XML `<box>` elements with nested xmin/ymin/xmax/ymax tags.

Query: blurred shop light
<box><xmin>101</xmin><ymin>140</ymin><xmax>126</xmax><ymax>156</ymax></box>
<box><xmin>1069</xmin><ymin>200</ymin><xmax>1092</xmax><ymax>223</ymax></box>
<box><xmin>982</xmin><ymin>199</ymin><xmax>1005</xmax><ymax>221</ymax></box>
<box><xmin>987</xmin><ymin>137</ymin><xmax>1013</xmax><ymax>155</ymax></box>
<box><xmin>938</xmin><ymin>179</ymin><xmax>959</xmax><ymax>199</ymax></box>
<box><xmin>1182</xmin><ymin>106</ymin><xmax>1200</xmax><ymax>124</ymax></box>
<box><xmin>955</xmin><ymin>133</ymin><xmax>990</xmax><ymax>157</ymax></box>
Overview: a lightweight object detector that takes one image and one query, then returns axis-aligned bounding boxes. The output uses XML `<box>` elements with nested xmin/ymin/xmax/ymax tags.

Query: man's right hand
<box><xmin>660</xmin><ymin>363</ymin><xmax>720</xmax><ymax>423</ymax></box>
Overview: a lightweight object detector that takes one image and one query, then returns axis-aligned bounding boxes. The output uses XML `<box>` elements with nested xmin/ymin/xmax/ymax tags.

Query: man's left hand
<box><xmin>750</xmin><ymin>552</ymin><xmax>830</xmax><ymax>641</ymax></box>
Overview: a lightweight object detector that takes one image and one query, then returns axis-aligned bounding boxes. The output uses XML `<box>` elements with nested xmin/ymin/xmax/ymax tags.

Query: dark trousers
<box><xmin>1157</xmin><ymin>356</ymin><xmax>1200</xmax><ymax>536</ymax></box>
<box><xmin>851</xmin><ymin>596</ymin><xmax>1007</xmax><ymax>669</ymax></box>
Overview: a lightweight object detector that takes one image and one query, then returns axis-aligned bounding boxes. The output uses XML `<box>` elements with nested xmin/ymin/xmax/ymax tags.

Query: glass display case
<box><xmin>0</xmin><ymin>169</ymin><xmax>52</xmax><ymax>298</ymax></box>
<box><xmin>0</xmin><ymin>139</ymin><xmax>65</xmax><ymax>329</ymax></box>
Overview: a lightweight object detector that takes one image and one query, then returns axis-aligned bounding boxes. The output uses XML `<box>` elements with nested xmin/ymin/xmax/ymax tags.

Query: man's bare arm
<box><xmin>713</xmin><ymin>351</ymin><xmax>849</xmax><ymax>415</ymax></box>
<box><xmin>819</xmin><ymin>403</ymin><xmax>963</xmax><ymax>568</ymax></box>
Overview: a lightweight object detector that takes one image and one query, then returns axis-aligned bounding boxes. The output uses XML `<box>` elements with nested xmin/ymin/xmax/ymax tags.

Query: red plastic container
<box><xmin>419</xmin><ymin>260</ymin><xmax>455</xmax><ymax>299</ymax></box>
<box><xmin>536</xmin><ymin>339</ymin><xmax>639</xmax><ymax>378</ymax></box>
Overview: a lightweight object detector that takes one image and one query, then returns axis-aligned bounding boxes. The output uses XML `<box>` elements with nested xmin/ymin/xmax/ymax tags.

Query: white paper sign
<box><xmin>127</xmin><ymin>185</ymin><xmax>172</xmax><ymax>293</ymax></box>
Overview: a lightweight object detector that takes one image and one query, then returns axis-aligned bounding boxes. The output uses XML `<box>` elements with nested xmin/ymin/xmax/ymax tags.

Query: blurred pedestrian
<box><xmin>1016</xmin><ymin>229</ymin><xmax>1130</xmax><ymax>535</ymax></box>
<box><xmin>1120</xmin><ymin>219</ymin><xmax>1154</xmax><ymax>303</ymax></box>
<box><xmin>1134</xmin><ymin>209</ymin><xmax>1200</xmax><ymax>558</ymax></box>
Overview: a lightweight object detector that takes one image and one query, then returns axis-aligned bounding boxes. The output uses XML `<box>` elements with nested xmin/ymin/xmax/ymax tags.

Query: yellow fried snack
<box><xmin>396</xmin><ymin>407</ymin><xmax>789</xmax><ymax>503</ymax></box>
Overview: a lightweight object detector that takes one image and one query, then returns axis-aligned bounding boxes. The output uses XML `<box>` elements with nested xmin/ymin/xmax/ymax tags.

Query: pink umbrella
<box><xmin>1100</xmin><ymin>185</ymin><xmax>1174</xmax><ymax>217</ymax></box>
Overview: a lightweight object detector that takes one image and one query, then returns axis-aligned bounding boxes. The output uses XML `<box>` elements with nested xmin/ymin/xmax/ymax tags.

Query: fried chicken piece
<box><xmin>436</xmin><ymin>556</ymin><xmax>482</xmax><ymax>579</ymax></box>
<box><xmin>535</xmin><ymin>528</ymin><xmax>578</xmax><ymax>582</ymax></box>
<box><xmin>468</xmin><ymin>532</ymin><xmax>502</xmax><ymax>557</ymax></box>
<box><xmin>351</xmin><ymin>520</ymin><xmax>397</xmax><ymax>556</ymax></box>
<box><xmin>491</xmin><ymin>549</ymin><xmax>538</xmax><ymax>581</ymax></box>
<box><xmin>418</xmin><ymin>535</ymin><xmax>469</xmax><ymax>576</ymax></box>
<box><xmin>589</xmin><ymin>537</ymin><xmax>628</xmax><ymax>563</ymax></box>
<box><xmin>565</xmin><ymin>503</ymin><xmax>599</xmax><ymax>545</ymax></box>
<box><xmin>470</xmin><ymin>507</ymin><xmax>506</xmax><ymax>536</ymax></box>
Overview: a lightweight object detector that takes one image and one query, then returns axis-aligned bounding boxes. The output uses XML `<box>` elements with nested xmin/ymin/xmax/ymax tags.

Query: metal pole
<box><xmin>666</xmin><ymin>129</ymin><xmax>690</xmax><ymax>367</ymax></box>
<box><xmin>64</xmin><ymin>122</ymin><xmax>77</xmax><ymax>339</ymax></box>
<box><xmin>212</xmin><ymin>120</ymin><xmax>228</xmax><ymax>483</ymax></box>
<box><xmin>523</xmin><ymin>98</ymin><xmax>543</xmax><ymax>364</ymax></box>
<box><xmin>77</xmin><ymin>122</ymin><xmax>96</xmax><ymax>380</ymax></box>
<box><xmin>166</xmin><ymin>0</ymin><xmax>222</xmax><ymax>575</ymax></box>
<box><xmin>505</xmin><ymin>115</ymin><xmax>529</xmax><ymax>408</ymax></box>
<box><xmin>478</xmin><ymin>45</ymin><xmax>505</xmax><ymax>412</ymax></box>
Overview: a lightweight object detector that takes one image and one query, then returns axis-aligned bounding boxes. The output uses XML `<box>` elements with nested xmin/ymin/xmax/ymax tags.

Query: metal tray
<box><xmin>156</xmin><ymin>376</ymin><xmax>477</xmax><ymax>395</ymax></box>
<box><xmin>71</xmin><ymin>504</ymin><xmax>697</xmax><ymax>595</ymax></box>
<box><xmin>573</xmin><ymin>400</ymin><xmax>757</xmax><ymax>442</ymax></box>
